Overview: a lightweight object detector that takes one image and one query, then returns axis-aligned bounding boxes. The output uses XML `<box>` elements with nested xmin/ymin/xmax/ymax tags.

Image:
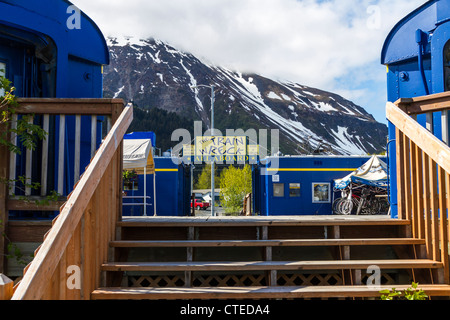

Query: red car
<box><xmin>191</xmin><ymin>198</ymin><xmax>210</xmax><ymax>210</ymax></box>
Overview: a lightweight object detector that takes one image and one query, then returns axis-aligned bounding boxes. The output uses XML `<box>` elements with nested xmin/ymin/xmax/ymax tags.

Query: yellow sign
<box><xmin>182</xmin><ymin>144</ymin><xmax>194</xmax><ymax>156</ymax></box>
<box><xmin>195</xmin><ymin>136</ymin><xmax>247</xmax><ymax>157</ymax></box>
<box><xmin>248</xmin><ymin>145</ymin><xmax>259</xmax><ymax>155</ymax></box>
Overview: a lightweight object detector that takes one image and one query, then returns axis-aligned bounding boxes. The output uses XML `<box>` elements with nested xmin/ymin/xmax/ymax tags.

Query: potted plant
<box><xmin>123</xmin><ymin>169</ymin><xmax>138</xmax><ymax>192</ymax></box>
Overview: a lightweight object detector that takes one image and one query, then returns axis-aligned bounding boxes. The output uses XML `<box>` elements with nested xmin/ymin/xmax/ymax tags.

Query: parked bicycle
<box><xmin>332</xmin><ymin>183</ymin><xmax>389</xmax><ymax>215</ymax></box>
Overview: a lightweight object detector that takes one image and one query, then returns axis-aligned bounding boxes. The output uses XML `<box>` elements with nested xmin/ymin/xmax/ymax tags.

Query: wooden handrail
<box><xmin>386</xmin><ymin>102</ymin><xmax>450</xmax><ymax>173</ymax></box>
<box><xmin>15</xmin><ymin>98</ymin><xmax>125</xmax><ymax>115</ymax></box>
<box><xmin>386</xmin><ymin>98</ymin><xmax>450</xmax><ymax>284</ymax></box>
<box><xmin>11</xmin><ymin>104</ymin><xmax>133</xmax><ymax>300</ymax></box>
<box><xmin>395</xmin><ymin>91</ymin><xmax>450</xmax><ymax>115</ymax></box>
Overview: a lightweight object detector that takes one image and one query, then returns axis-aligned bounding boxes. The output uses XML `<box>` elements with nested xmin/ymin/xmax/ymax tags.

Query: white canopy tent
<box><xmin>123</xmin><ymin>139</ymin><xmax>152</xmax><ymax>169</ymax></box>
<box><xmin>123</xmin><ymin>138</ymin><xmax>156</xmax><ymax>216</ymax></box>
<box><xmin>334</xmin><ymin>155</ymin><xmax>388</xmax><ymax>190</ymax></box>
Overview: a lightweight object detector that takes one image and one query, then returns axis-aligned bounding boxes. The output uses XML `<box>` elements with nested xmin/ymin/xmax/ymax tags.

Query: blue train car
<box><xmin>122</xmin><ymin>157</ymin><xmax>192</xmax><ymax>217</ymax></box>
<box><xmin>381</xmin><ymin>0</ymin><xmax>450</xmax><ymax>218</ymax></box>
<box><xmin>1</xmin><ymin>0</ymin><xmax>109</xmax><ymax>207</ymax></box>
<box><xmin>0</xmin><ymin>0</ymin><xmax>108</xmax><ymax>98</ymax></box>
<box><xmin>253</xmin><ymin>156</ymin><xmax>383</xmax><ymax>216</ymax></box>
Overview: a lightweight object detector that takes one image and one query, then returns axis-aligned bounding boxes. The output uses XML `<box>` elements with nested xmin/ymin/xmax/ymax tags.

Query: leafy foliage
<box><xmin>123</xmin><ymin>169</ymin><xmax>138</xmax><ymax>183</ymax></box>
<box><xmin>0</xmin><ymin>70</ymin><xmax>47</xmax><ymax>154</ymax></box>
<box><xmin>0</xmin><ymin>71</ymin><xmax>57</xmax><ymax>266</ymax></box>
<box><xmin>380</xmin><ymin>282</ymin><xmax>428</xmax><ymax>300</ymax></box>
<box><xmin>219</xmin><ymin>165</ymin><xmax>252</xmax><ymax>214</ymax></box>
<box><xmin>195</xmin><ymin>164</ymin><xmax>220</xmax><ymax>190</ymax></box>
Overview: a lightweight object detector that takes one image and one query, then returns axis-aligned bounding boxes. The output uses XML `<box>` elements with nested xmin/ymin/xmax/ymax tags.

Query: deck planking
<box><xmin>91</xmin><ymin>284</ymin><xmax>450</xmax><ymax>300</ymax></box>
<box><xmin>119</xmin><ymin>215</ymin><xmax>404</xmax><ymax>227</ymax></box>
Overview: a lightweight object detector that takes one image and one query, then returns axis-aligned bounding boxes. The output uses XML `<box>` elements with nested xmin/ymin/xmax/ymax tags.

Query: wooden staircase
<box><xmin>7</xmin><ymin>93</ymin><xmax>450</xmax><ymax>301</ymax></box>
<box><xmin>90</xmin><ymin>216</ymin><xmax>450</xmax><ymax>300</ymax></box>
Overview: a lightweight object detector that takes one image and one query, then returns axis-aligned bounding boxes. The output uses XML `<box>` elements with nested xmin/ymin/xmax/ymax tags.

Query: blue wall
<box><xmin>122</xmin><ymin>157</ymin><xmax>191</xmax><ymax>217</ymax></box>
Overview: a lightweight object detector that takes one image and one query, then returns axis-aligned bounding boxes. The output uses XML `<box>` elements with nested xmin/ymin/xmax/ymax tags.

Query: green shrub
<box><xmin>380</xmin><ymin>282</ymin><xmax>428</xmax><ymax>300</ymax></box>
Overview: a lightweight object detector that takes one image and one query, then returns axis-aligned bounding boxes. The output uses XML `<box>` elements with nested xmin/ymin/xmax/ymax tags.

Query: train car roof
<box><xmin>381</xmin><ymin>0</ymin><xmax>441</xmax><ymax>65</ymax></box>
<box><xmin>0</xmin><ymin>0</ymin><xmax>109</xmax><ymax>65</ymax></box>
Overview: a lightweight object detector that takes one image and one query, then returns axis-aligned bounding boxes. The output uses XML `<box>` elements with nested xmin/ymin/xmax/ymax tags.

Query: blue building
<box><xmin>381</xmin><ymin>0</ymin><xmax>450</xmax><ymax>218</ymax></box>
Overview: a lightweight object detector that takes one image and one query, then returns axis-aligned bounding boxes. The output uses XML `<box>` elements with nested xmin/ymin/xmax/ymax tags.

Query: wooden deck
<box><xmin>119</xmin><ymin>214</ymin><xmax>401</xmax><ymax>226</ymax></box>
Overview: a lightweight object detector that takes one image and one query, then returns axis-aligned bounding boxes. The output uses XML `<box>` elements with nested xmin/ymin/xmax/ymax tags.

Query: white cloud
<box><xmin>71</xmin><ymin>0</ymin><xmax>426</xmax><ymax>123</ymax></box>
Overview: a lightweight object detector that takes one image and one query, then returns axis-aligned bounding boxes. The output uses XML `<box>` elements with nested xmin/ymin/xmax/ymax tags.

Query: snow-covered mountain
<box><xmin>103</xmin><ymin>36</ymin><xmax>387</xmax><ymax>155</ymax></box>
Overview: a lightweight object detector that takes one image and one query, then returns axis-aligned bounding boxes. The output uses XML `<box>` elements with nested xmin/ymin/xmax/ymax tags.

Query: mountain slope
<box><xmin>103</xmin><ymin>37</ymin><xmax>387</xmax><ymax>155</ymax></box>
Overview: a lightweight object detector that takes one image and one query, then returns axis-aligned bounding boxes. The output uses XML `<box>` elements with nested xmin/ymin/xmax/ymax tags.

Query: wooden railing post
<box><xmin>410</xmin><ymin>141</ymin><xmax>419</xmax><ymax>238</ymax></box>
<box><xmin>414</xmin><ymin>145</ymin><xmax>425</xmax><ymax>240</ymax></box>
<box><xmin>0</xmin><ymin>274</ymin><xmax>13</xmax><ymax>300</ymax></box>
<box><xmin>0</xmin><ymin>122</ymin><xmax>9</xmax><ymax>274</ymax></box>
<box><xmin>439</xmin><ymin>168</ymin><xmax>449</xmax><ymax>283</ymax></box>
<box><xmin>429</xmin><ymin>159</ymin><xmax>440</xmax><ymax>262</ymax></box>
<box><xmin>395</xmin><ymin>128</ymin><xmax>406</xmax><ymax>220</ymax></box>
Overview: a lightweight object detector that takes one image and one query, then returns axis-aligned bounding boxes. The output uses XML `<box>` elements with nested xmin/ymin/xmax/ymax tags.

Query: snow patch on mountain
<box><xmin>103</xmin><ymin>36</ymin><xmax>387</xmax><ymax>155</ymax></box>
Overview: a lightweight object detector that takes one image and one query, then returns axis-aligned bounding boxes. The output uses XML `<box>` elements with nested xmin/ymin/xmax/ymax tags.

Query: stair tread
<box><xmin>118</xmin><ymin>216</ymin><xmax>409</xmax><ymax>227</ymax></box>
<box><xmin>110</xmin><ymin>238</ymin><xmax>425</xmax><ymax>247</ymax></box>
<box><xmin>91</xmin><ymin>284</ymin><xmax>450</xmax><ymax>300</ymax></box>
<box><xmin>101</xmin><ymin>259</ymin><xmax>443</xmax><ymax>271</ymax></box>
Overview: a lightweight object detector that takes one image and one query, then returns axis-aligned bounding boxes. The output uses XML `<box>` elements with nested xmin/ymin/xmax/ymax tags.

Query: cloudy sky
<box><xmin>71</xmin><ymin>0</ymin><xmax>426</xmax><ymax>124</ymax></box>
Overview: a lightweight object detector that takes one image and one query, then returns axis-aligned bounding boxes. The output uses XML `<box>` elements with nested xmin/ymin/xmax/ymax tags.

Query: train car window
<box><xmin>273</xmin><ymin>183</ymin><xmax>284</xmax><ymax>197</ymax></box>
<box><xmin>312</xmin><ymin>183</ymin><xmax>331</xmax><ymax>203</ymax></box>
<box><xmin>289</xmin><ymin>183</ymin><xmax>301</xmax><ymax>197</ymax></box>
<box><xmin>0</xmin><ymin>62</ymin><xmax>5</xmax><ymax>96</ymax></box>
<box><xmin>445</xmin><ymin>40</ymin><xmax>450</xmax><ymax>91</ymax></box>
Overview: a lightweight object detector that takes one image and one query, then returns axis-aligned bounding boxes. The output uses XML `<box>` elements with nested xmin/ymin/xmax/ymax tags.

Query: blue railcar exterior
<box><xmin>0</xmin><ymin>0</ymin><xmax>109</xmax><ymax>209</ymax></box>
<box><xmin>0</xmin><ymin>0</ymin><xmax>108</xmax><ymax>98</ymax></box>
<box><xmin>254</xmin><ymin>156</ymin><xmax>381</xmax><ymax>216</ymax></box>
<box><xmin>381</xmin><ymin>0</ymin><xmax>450</xmax><ymax>218</ymax></box>
<box><xmin>122</xmin><ymin>157</ymin><xmax>191</xmax><ymax>217</ymax></box>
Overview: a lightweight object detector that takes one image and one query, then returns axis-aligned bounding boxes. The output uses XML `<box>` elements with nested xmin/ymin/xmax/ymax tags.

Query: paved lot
<box><xmin>194</xmin><ymin>206</ymin><xmax>226</xmax><ymax>216</ymax></box>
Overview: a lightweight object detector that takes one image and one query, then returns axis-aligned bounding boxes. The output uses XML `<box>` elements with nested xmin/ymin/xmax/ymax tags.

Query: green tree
<box><xmin>195</xmin><ymin>164</ymin><xmax>220</xmax><ymax>189</ymax></box>
<box><xmin>0</xmin><ymin>70</ymin><xmax>46</xmax><ymax>154</ymax></box>
<box><xmin>1</xmin><ymin>71</ymin><xmax>57</xmax><ymax>267</ymax></box>
<box><xmin>219</xmin><ymin>165</ymin><xmax>252</xmax><ymax>214</ymax></box>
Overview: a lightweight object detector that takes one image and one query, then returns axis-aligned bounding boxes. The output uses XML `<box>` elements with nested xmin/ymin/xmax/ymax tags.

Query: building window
<box><xmin>312</xmin><ymin>183</ymin><xmax>330</xmax><ymax>203</ymax></box>
<box><xmin>289</xmin><ymin>183</ymin><xmax>301</xmax><ymax>197</ymax></box>
<box><xmin>273</xmin><ymin>183</ymin><xmax>284</xmax><ymax>197</ymax></box>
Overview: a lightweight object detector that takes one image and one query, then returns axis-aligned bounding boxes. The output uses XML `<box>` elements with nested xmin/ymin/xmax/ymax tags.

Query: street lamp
<box><xmin>191</xmin><ymin>84</ymin><xmax>216</xmax><ymax>217</ymax></box>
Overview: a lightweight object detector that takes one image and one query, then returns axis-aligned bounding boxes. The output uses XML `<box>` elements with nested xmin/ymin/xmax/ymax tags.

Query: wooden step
<box><xmin>118</xmin><ymin>216</ymin><xmax>409</xmax><ymax>227</ymax></box>
<box><xmin>91</xmin><ymin>284</ymin><xmax>450</xmax><ymax>300</ymax></box>
<box><xmin>101</xmin><ymin>259</ymin><xmax>442</xmax><ymax>272</ymax></box>
<box><xmin>110</xmin><ymin>238</ymin><xmax>425</xmax><ymax>248</ymax></box>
